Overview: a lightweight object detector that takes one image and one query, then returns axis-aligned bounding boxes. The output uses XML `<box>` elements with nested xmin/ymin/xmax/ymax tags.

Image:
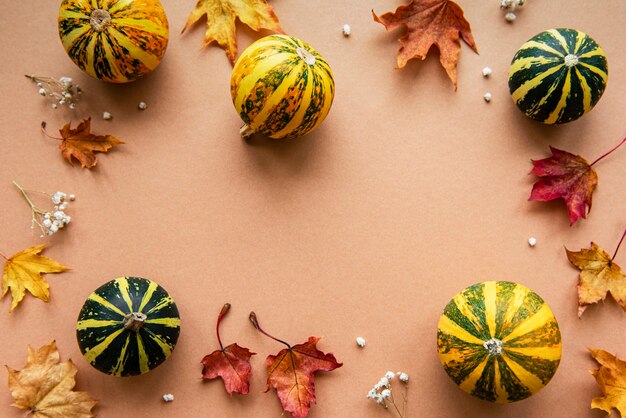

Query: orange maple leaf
<box><xmin>373</xmin><ymin>0</ymin><xmax>478</xmax><ymax>90</ymax></box>
<box><xmin>182</xmin><ymin>0</ymin><xmax>284</xmax><ymax>63</ymax></box>
<box><xmin>589</xmin><ymin>349</ymin><xmax>626</xmax><ymax>416</ymax></box>
<box><xmin>43</xmin><ymin>118</ymin><xmax>124</xmax><ymax>169</ymax></box>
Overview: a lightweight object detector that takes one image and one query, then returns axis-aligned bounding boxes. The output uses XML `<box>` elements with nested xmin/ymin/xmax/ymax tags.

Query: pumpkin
<box><xmin>230</xmin><ymin>34</ymin><xmax>335</xmax><ymax>139</ymax></box>
<box><xmin>76</xmin><ymin>277</ymin><xmax>180</xmax><ymax>376</ymax></box>
<box><xmin>508</xmin><ymin>28</ymin><xmax>608</xmax><ymax>124</ymax></box>
<box><xmin>437</xmin><ymin>281</ymin><xmax>561</xmax><ymax>403</ymax></box>
<box><xmin>58</xmin><ymin>0</ymin><xmax>169</xmax><ymax>83</ymax></box>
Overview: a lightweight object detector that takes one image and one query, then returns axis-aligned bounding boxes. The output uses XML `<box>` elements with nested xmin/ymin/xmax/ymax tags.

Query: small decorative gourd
<box><xmin>76</xmin><ymin>277</ymin><xmax>180</xmax><ymax>376</ymax></box>
<box><xmin>230</xmin><ymin>34</ymin><xmax>335</xmax><ymax>139</ymax></box>
<box><xmin>437</xmin><ymin>281</ymin><xmax>561</xmax><ymax>403</ymax></box>
<box><xmin>509</xmin><ymin>28</ymin><xmax>608</xmax><ymax>124</ymax></box>
<box><xmin>58</xmin><ymin>0</ymin><xmax>169</xmax><ymax>83</ymax></box>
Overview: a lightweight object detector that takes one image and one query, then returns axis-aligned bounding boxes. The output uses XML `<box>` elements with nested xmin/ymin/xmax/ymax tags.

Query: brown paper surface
<box><xmin>0</xmin><ymin>1</ymin><xmax>625</xmax><ymax>417</ymax></box>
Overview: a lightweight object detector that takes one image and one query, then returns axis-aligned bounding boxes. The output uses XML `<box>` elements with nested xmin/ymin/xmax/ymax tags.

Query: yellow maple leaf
<box><xmin>7</xmin><ymin>341</ymin><xmax>97</xmax><ymax>418</ymax></box>
<box><xmin>182</xmin><ymin>0</ymin><xmax>284</xmax><ymax>63</ymax></box>
<box><xmin>1</xmin><ymin>244</ymin><xmax>70</xmax><ymax>312</ymax></box>
<box><xmin>590</xmin><ymin>349</ymin><xmax>626</xmax><ymax>417</ymax></box>
<box><xmin>566</xmin><ymin>241</ymin><xmax>626</xmax><ymax>317</ymax></box>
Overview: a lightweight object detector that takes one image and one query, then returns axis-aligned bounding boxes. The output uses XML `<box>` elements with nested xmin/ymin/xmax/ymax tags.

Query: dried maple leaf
<box><xmin>373</xmin><ymin>0</ymin><xmax>478</xmax><ymax>90</ymax></box>
<box><xmin>250</xmin><ymin>312</ymin><xmax>342</xmax><ymax>418</ymax></box>
<box><xmin>201</xmin><ymin>303</ymin><xmax>255</xmax><ymax>395</ymax></box>
<box><xmin>567</xmin><ymin>231</ymin><xmax>626</xmax><ymax>317</ymax></box>
<box><xmin>530</xmin><ymin>138</ymin><xmax>625</xmax><ymax>225</ymax></box>
<box><xmin>589</xmin><ymin>348</ymin><xmax>626</xmax><ymax>416</ymax></box>
<box><xmin>42</xmin><ymin>118</ymin><xmax>124</xmax><ymax>169</ymax></box>
<box><xmin>6</xmin><ymin>341</ymin><xmax>97</xmax><ymax>417</ymax></box>
<box><xmin>1</xmin><ymin>244</ymin><xmax>70</xmax><ymax>312</ymax></box>
<box><xmin>182</xmin><ymin>0</ymin><xmax>284</xmax><ymax>64</ymax></box>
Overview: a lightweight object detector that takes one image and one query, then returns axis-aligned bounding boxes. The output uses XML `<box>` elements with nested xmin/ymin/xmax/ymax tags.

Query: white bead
<box><xmin>138</xmin><ymin>101</ymin><xmax>147</xmax><ymax>110</ymax></box>
<box><xmin>482</xmin><ymin>67</ymin><xmax>492</xmax><ymax>77</ymax></box>
<box><xmin>356</xmin><ymin>336</ymin><xmax>366</xmax><ymax>347</ymax></box>
<box><xmin>342</xmin><ymin>24</ymin><xmax>351</xmax><ymax>36</ymax></box>
<box><xmin>505</xmin><ymin>12</ymin><xmax>517</xmax><ymax>22</ymax></box>
<box><xmin>483</xmin><ymin>92</ymin><xmax>492</xmax><ymax>102</ymax></box>
<box><xmin>528</xmin><ymin>237</ymin><xmax>537</xmax><ymax>247</ymax></box>
<box><xmin>162</xmin><ymin>393</ymin><xmax>174</xmax><ymax>402</ymax></box>
<box><xmin>102</xmin><ymin>111</ymin><xmax>112</xmax><ymax>120</ymax></box>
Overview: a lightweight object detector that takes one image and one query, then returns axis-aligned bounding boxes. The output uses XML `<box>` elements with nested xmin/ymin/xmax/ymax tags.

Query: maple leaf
<box><xmin>567</xmin><ymin>230</ymin><xmax>626</xmax><ymax>317</ymax></box>
<box><xmin>201</xmin><ymin>303</ymin><xmax>255</xmax><ymax>395</ymax></box>
<box><xmin>42</xmin><ymin>118</ymin><xmax>124</xmax><ymax>169</ymax></box>
<box><xmin>529</xmin><ymin>138</ymin><xmax>625</xmax><ymax>225</ymax></box>
<box><xmin>589</xmin><ymin>348</ymin><xmax>626</xmax><ymax>416</ymax></box>
<box><xmin>1</xmin><ymin>244</ymin><xmax>70</xmax><ymax>312</ymax></box>
<box><xmin>182</xmin><ymin>0</ymin><xmax>284</xmax><ymax>64</ymax></box>
<box><xmin>6</xmin><ymin>341</ymin><xmax>97</xmax><ymax>417</ymax></box>
<box><xmin>372</xmin><ymin>0</ymin><xmax>478</xmax><ymax>90</ymax></box>
<box><xmin>250</xmin><ymin>312</ymin><xmax>342</xmax><ymax>418</ymax></box>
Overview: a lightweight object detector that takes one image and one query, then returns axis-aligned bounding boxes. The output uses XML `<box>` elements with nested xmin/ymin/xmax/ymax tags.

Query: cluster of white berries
<box><xmin>500</xmin><ymin>0</ymin><xmax>526</xmax><ymax>22</ymax></box>
<box><xmin>40</xmin><ymin>192</ymin><xmax>74</xmax><ymax>236</ymax></box>
<box><xmin>367</xmin><ymin>371</ymin><xmax>409</xmax><ymax>412</ymax></box>
<box><xmin>26</xmin><ymin>75</ymin><xmax>82</xmax><ymax>109</ymax></box>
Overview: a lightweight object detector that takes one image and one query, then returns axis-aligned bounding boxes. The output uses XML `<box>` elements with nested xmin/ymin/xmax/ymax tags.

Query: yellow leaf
<box><xmin>566</xmin><ymin>242</ymin><xmax>626</xmax><ymax>317</ymax></box>
<box><xmin>182</xmin><ymin>0</ymin><xmax>284</xmax><ymax>63</ymax></box>
<box><xmin>1</xmin><ymin>244</ymin><xmax>70</xmax><ymax>312</ymax></box>
<box><xmin>590</xmin><ymin>349</ymin><xmax>626</xmax><ymax>417</ymax></box>
<box><xmin>6</xmin><ymin>341</ymin><xmax>97</xmax><ymax>418</ymax></box>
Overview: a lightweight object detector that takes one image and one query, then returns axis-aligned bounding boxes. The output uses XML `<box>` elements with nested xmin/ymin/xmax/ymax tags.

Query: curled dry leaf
<box><xmin>373</xmin><ymin>0</ymin><xmax>478</xmax><ymax>90</ymax></box>
<box><xmin>1</xmin><ymin>244</ymin><xmax>70</xmax><ymax>312</ymax></box>
<box><xmin>590</xmin><ymin>349</ymin><xmax>626</xmax><ymax>416</ymax></box>
<box><xmin>43</xmin><ymin>118</ymin><xmax>124</xmax><ymax>169</ymax></box>
<box><xmin>6</xmin><ymin>341</ymin><xmax>97</xmax><ymax>418</ymax></box>
<box><xmin>250</xmin><ymin>312</ymin><xmax>342</xmax><ymax>418</ymax></box>
<box><xmin>182</xmin><ymin>0</ymin><xmax>284</xmax><ymax>63</ymax></box>
<box><xmin>566</xmin><ymin>231</ymin><xmax>626</xmax><ymax>317</ymax></box>
<box><xmin>201</xmin><ymin>304</ymin><xmax>255</xmax><ymax>395</ymax></box>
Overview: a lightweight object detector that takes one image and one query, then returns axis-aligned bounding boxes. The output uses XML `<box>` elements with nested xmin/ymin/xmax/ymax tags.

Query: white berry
<box><xmin>356</xmin><ymin>337</ymin><xmax>366</xmax><ymax>348</ymax></box>
<box><xmin>482</xmin><ymin>67</ymin><xmax>492</xmax><ymax>77</ymax></box>
<box><xmin>138</xmin><ymin>101</ymin><xmax>147</xmax><ymax>110</ymax></box>
<box><xmin>483</xmin><ymin>92</ymin><xmax>492</xmax><ymax>102</ymax></box>
<box><xmin>163</xmin><ymin>393</ymin><xmax>174</xmax><ymax>402</ymax></box>
<box><xmin>505</xmin><ymin>12</ymin><xmax>517</xmax><ymax>22</ymax></box>
<box><xmin>342</xmin><ymin>24</ymin><xmax>351</xmax><ymax>36</ymax></box>
<box><xmin>102</xmin><ymin>111</ymin><xmax>112</xmax><ymax>120</ymax></box>
<box><xmin>528</xmin><ymin>237</ymin><xmax>537</xmax><ymax>247</ymax></box>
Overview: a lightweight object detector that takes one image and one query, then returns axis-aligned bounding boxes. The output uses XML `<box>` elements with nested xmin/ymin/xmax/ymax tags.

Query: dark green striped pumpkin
<box><xmin>437</xmin><ymin>281</ymin><xmax>561</xmax><ymax>403</ymax></box>
<box><xmin>508</xmin><ymin>28</ymin><xmax>608</xmax><ymax>124</ymax></box>
<box><xmin>76</xmin><ymin>277</ymin><xmax>180</xmax><ymax>376</ymax></box>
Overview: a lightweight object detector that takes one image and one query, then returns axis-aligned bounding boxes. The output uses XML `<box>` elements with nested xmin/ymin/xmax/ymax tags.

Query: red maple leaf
<box><xmin>250</xmin><ymin>312</ymin><xmax>342</xmax><ymax>418</ymax></box>
<box><xmin>201</xmin><ymin>304</ymin><xmax>255</xmax><ymax>395</ymax></box>
<box><xmin>529</xmin><ymin>138</ymin><xmax>625</xmax><ymax>225</ymax></box>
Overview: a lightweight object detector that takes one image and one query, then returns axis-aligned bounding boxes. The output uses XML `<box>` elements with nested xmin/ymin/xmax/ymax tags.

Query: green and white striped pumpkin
<box><xmin>76</xmin><ymin>277</ymin><xmax>180</xmax><ymax>376</ymax></box>
<box><xmin>508</xmin><ymin>28</ymin><xmax>608</xmax><ymax>124</ymax></box>
<box><xmin>437</xmin><ymin>281</ymin><xmax>561</xmax><ymax>403</ymax></box>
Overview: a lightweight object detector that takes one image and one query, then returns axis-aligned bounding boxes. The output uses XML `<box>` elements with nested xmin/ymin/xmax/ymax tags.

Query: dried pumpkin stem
<box><xmin>90</xmin><ymin>9</ymin><xmax>111</xmax><ymax>32</ymax></box>
<box><xmin>240</xmin><ymin>123</ymin><xmax>255</xmax><ymax>139</ymax></box>
<box><xmin>610</xmin><ymin>229</ymin><xmax>626</xmax><ymax>264</ymax></box>
<box><xmin>123</xmin><ymin>312</ymin><xmax>147</xmax><ymax>331</ymax></box>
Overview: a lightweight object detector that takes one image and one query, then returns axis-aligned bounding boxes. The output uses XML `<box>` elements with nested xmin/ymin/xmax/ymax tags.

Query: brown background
<box><xmin>1</xmin><ymin>1</ymin><xmax>625</xmax><ymax>417</ymax></box>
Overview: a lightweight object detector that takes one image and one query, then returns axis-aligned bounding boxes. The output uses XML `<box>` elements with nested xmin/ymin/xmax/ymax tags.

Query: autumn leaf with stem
<box><xmin>41</xmin><ymin>118</ymin><xmax>124</xmax><ymax>169</ymax></box>
<box><xmin>201</xmin><ymin>303</ymin><xmax>255</xmax><ymax>395</ymax></box>
<box><xmin>567</xmin><ymin>229</ymin><xmax>626</xmax><ymax>317</ymax></box>
<box><xmin>249</xmin><ymin>312</ymin><xmax>342</xmax><ymax>418</ymax></box>
<box><xmin>589</xmin><ymin>348</ymin><xmax>626</xmax><ymax>416</ymax></box>
<box><xmin>373</xmin><ymin>0</ymin><xmax>478</xmax><ymax>90</ymax></box>
<box><xmin>6</xmin><ymin>341</ymin><xmax>96</xmax><ymax>418</ymax></box>
<box><xmin>181</xmin><ymin>0</ymin><xmax>284</xmax><ymax>64</ymax></box>
<box><xmin>530</xmin><ymin>137</ymin><xmax>626</xmax><ymax>225</ymax></box>
<box><xmin>1</xmin><ymin>245</ymin><xmax>70</xmax><ymax>312</ymax></box>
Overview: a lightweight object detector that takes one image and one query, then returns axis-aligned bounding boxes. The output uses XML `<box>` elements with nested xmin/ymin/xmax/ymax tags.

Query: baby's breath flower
<box><xmin>398</xmin><ymin>372</ymin><xmax>409</xmax><ymax>383</ymax></box>
<box><xmin>368</xmin><ymin>371</ymin><xmax>409</xmax><ymax>417</ymax></box>
<box><xmin>26</xmin><ymin>75</ymin><xmax>81</xmax><ymax>109</ymax></box>
<box><xmin>385</xmin><ymin>371</ymin><xmax>395</xmax><ymax>380</ymax></box>
<box><xmin>13</xmin><ymin>181</ymin><xmax>74</xmax><ymax>237</ymax></box>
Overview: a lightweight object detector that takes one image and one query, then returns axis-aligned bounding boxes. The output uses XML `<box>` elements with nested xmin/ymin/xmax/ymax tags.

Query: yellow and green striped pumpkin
<box><xmin>508</xmin><ymin>28</ymin><xmax>608</xmax><ymax>124</ymax></box>
<box><xmin>437</xmin><ymin>281</ymin><xmax>561</xmax><ymax>403</ymax></box>
<box><xmin>230</xmin><ymin>35</ymin><xmax>335</xmax><ymax>139</ymax></box>
<box><xmin>76</xmin><ymin>277</ymin><xmax>180</xmax><ymax>376</ymax></box>
<box><xmin>58</xmin><ymin>0</ymin><xmax>169</xmax><ymax>83</ymax></box>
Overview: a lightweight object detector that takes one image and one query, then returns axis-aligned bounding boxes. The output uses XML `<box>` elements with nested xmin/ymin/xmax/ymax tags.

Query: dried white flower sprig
<box><xmin>25</xmin><ymin>75</ymin><xmax>82</xmax><ymax>110</ymax></box>
<box><xmin>500</xmin><ymin>0</ymin><xmax>525</xmax><ymax>22</ymax></box>
<box><xmin>13</xmin><ymin>181</ymin><xmax>74</xmax><ymax>238</ymax></box>
<box><xmin>367</xmin><ymin>371</ymin><xmax>409</xmax><ymax>417</ymax></box>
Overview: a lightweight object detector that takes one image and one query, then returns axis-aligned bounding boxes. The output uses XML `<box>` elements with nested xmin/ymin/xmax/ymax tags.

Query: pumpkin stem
<box><xmin>240</xmin><ymin>123</ymin><xmax>255</xmax><ymax>139</ymax></box>
<box><xmin>123</xmin><ymin>312</ymin><xmax>147</xmax><ymax>331</ymax></box>
<box><xmin>483</xmin><ymin>338</ymin><xmax>503</xmax><ymax>356</ymax></box>
<box><xmin>90</xmin><ymin>9</ymin><xmax>111</xmax><ymax>33</ymax></box>
<box><xmin>296</xmin><ymin>47</ymin><xmax>316</xmax><ymax>66</ymax></box>
<box><xmin>564</xmin><ymin>54</ymin><xmax>579</xmax><ymax>68</ymax></box>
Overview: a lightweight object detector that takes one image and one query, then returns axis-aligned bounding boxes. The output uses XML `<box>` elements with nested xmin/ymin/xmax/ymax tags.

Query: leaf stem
<box><xmin>590</xmin><ymin>137</ymin><xmax>626</xmax><ymax>167</ymax></box>
<box><xmin>40</xmin><ymin>122</ymin><xmax>63</xmax><ymax>141</ymax></box>
<box><xmin>216</xmin><ymin>303</ymin><xmax>230</xmax><ymax>351</ymax></box>
<box><xmin>13</xmin><ymin>181</ymin><xmax>44</xmax><ymax>214</ymax></box>
<box><xmin>0</xmin><ymin>249</ymin><xmax>8</xmax><ymax>260</ymax></box>
<box><xmin>610</xmin><ymin>229</ymin><xmax>626</xmax><ymax>265</ymax></box>
<box><xmin>249</xmin><ymin>312</ymin><xmax>291</xmax><ymax>349</ymax></box>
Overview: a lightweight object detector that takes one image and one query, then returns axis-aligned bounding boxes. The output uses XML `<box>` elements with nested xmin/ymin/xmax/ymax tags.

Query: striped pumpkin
<box><xmin>437</xmin><ymin>281</ymin><xmax>561</xmax><ymax>403</ymax></box>
<box><xmin>508</xmin><ymin>28</ymin><xmax>608</xmax><ymax>124</ymax></box>
<box><xmin>58</xmin><ymin>0</ymin><xmax>169</xmax><ymax>83</ymax></box>
<box><xmin>76</xmin><ymin>277</ymin><xmax>180</xmax><ymax>376</ymax></box>
<box><xmin>230</xmin><ymin>35</ymin><xmax>335</xmax><ymax>139</ymax></box>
